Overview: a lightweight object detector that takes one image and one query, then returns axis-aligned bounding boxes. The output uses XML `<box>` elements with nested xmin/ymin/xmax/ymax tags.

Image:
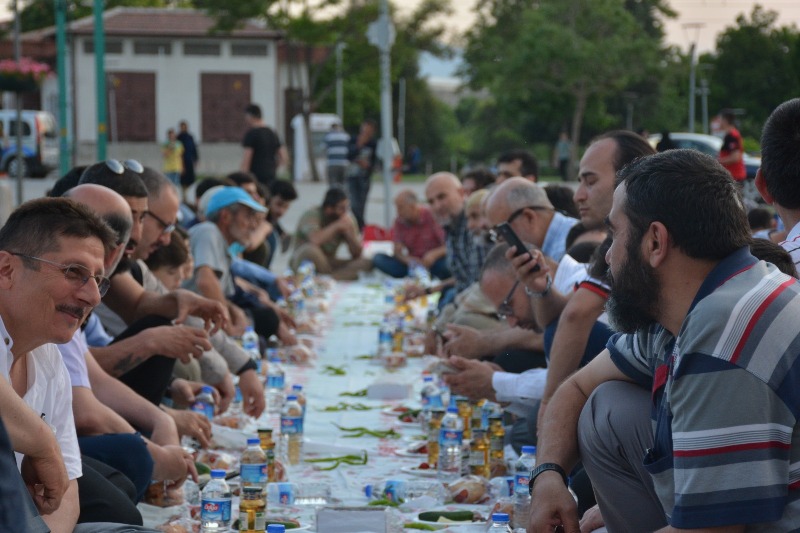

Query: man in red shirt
<box><xmin>372</xmin><ymin>189</ymin><xmax>451</xmax><ymax>279</ymax></box>
<box><xmin>718</xmin><ymin>109</ymin><xmax>746</xmax><ymax>182</ymax></box>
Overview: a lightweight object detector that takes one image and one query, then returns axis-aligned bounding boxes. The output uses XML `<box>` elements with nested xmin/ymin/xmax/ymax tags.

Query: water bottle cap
<box><xmin>286</xmin><ymin>394</ymin><xmax>298</xmax><ymax>401</ymax></box>
<box><xmin>201</xmin><ymin>385</ymin><xmax>214</xmax><ymax>394</ymax></box>
<box><xmin>364</xmin><ymin>484</ymin><xmax>373</xmax><ymax>498</ymax></box>
<box><xmin>522</xmin><ymin>445</ymin><xmax>537</xmax><ymax>454</ymax></box>
<box><xmin>491</xmin><ymin>513</ymin><xmax>509</xmax><ymax>522</ymax></box>
<box><xmin>247</xmin><ymin>438</ymin><xmax>260</xmax><ymax>445</ymax></box>
<box><xmin>269</xmin><ymin>357</ymin><xmax>281</xmax><ymax>363</ymax></box>
<box><xmin>423</xmin><ymin>376</ymin><xmax>433</xmax><ymax>382</ymax></box>
<box><xmin>210</xmin><ymin>469</ymin><xmax>226</xmax><ymax>478</ymax></box>
<box><xmin>446</xmin><ymin>406</ymin><xmax>458</xmax><ymax>414</ymax></box>
<box><xmin>245</xmin><ymin>325</ymin><xmax>255</xmax><ymax>332</ymax></box>
<box><xmin>292</xmin><ymin>384</ymin><xmax>303</xmax><ymax>391</ymax></box>
<box><xmin>267</xmin><ymin>525</ymin><xmax>287</xmax><ymax>533</ymax></box>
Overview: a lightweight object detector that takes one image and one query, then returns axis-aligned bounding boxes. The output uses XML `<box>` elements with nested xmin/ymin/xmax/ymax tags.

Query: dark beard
<box><xmin>606</xmin><ymin>244</ymin><xmax>660</xmax><ymax>333</ymax></box>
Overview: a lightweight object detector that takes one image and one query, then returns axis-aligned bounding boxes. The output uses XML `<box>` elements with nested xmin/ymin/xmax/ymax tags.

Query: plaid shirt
<box><xmin>392</xmin><ymin>207</ymin><xmax>445</xmax><ymax>259</ymax></box>
<box><xmin>444</xmin><ymin>210</ymin><xmax>487</xmax><ymax>293</ymax></box>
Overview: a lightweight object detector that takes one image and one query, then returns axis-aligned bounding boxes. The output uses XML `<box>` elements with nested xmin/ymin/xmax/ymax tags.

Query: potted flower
<box><xmin>0</xmin><ymin>57</ymin><xmax>50</xmax><ymax>93</ymax></box>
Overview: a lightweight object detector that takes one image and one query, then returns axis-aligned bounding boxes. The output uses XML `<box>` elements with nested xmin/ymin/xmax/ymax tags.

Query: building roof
<box><xmin>22</xmin><ymin>7</ymin><xmax>283</xmax><ymax>41</ymax></box>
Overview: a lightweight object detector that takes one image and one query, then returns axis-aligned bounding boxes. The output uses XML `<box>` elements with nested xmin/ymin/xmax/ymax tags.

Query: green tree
<box><xmin>17</xmin><ymin>0</ymin><xmax>184</xmax><ymax>32</ymax></box>
<box><xmin>706</xmin><ymin>5</ymin><xmax>800</xmax><ymax>138</ymax></box>
<box><xmin>462</xmin><ymin>0</ymin><xmax>662</xmax><ymax>169</ymax></box>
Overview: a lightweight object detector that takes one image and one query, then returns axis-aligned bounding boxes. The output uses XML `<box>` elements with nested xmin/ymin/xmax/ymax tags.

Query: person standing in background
<box><xmin>176</xmin><ymin>121</ymin><xmax>199</xmax><ymax>198</ymax></box>
<box><xmin>553</xmin><ymin>131</ymin><xmax>572</xmax><ymax>181</ymax></box>
<box><xmin>718</xmin><ymin>108</ymin><xmax>747</xmax><ymax>184</ymax></box>
<box><xmin>323</xmin><ymin>122</ymin><xmax>350</xmax><ymax>188</ymax></box>
<box><xmin>161</xmin><ymin>128</ymin><xmax>183</xmax><ymax>188</ymax></box>
<box><xmin>241</xmin><ymin>103</ymin><xmax>287</xmax><ymax>187</ymax></box>
<box><xmin>347</xmin><ymin>119</ymin><xmax>378</xmax><ymax>230</ymax></box>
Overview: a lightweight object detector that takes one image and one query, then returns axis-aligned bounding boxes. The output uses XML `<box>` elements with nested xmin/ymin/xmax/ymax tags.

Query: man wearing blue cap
<box><xmin>187</xmin><ymin>187</ymin><xmax>284</xmax><ymax>342</ymax></box>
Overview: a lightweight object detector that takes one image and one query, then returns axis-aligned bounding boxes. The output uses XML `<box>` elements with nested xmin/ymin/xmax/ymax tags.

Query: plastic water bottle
<box><xmin>266</xmin><ymin>357</ymin><xmax>285</xmax><ymax>414</ymax></box>
<box><xmin>242</xmin><ymin>326</ymin><xmax>261</xmax><ymax>374</ymax></box>
<box><xmin>513</xmin><ymin>445</ymin><xmax>537</xmax><ymax>529</ymax></box>
<box><xmin>364</xmin><ymin>479</ymin><xmax>447</xmax><ymax>504</ymax></box>
<box><xmin>437</xmin><ymin>406</ymin><xmax>463</xmax><ymax>481</ymax></box>
<box><xmin>420</xmin><ymin>376</ymin><xmax>443</xmax><ymax>434</ymax></box>
<box><xmin>240</xmin><ymin>438</ymin><xmax>267</xmax><ymax>490</ymax></box>
<box><xmin>201</xmin><ymin>469</ymin><xmax>231</xmax><ymax>532</ymax></box>
<box><xmin>377</xmin><ymin>319</ymin><xmax>393</xmax><ymax>357</ymax></box>
<box><xmin>191</xmin><ymin>385</ymin><xmax>216</xmax><ymax>420</ymax></box>
<box><xmin>488</xmin><ymin>513</ymin><xmax>513</xmax><ymax>532</ymax></box>
<box><xmin>239</xmin><ymin>484</ymin><xmax>266</xmax><ymax>533</ymax></box>
<box><xmin>291</xmin><ymin>384</ymin><xmax>306</xmax><ymax>418</ymax></box>
<box><xmin>281</xmin><ymin>395</ymin><xmax>303</xmax><ymax>465</ymax></box>
<box><xmin>265</xmin><ymin>335</ymin><xmax>280</xmax><ymax>361</ymax></box>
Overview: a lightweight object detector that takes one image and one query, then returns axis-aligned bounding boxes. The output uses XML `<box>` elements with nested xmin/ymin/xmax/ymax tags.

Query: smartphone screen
<box><xmin>495</xmin><ymin>222</ymin><xmax>541</xmax><ymax>272</ymax></box>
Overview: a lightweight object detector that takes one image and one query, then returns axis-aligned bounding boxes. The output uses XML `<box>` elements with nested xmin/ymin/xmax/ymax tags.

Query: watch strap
<box><xmin>528</xmin><ymin>462</ymin><xmax>568</xmax><ymax>495</ymax></box>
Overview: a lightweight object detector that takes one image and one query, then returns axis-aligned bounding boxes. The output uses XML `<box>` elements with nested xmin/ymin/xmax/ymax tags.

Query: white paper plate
<box><xmin>394</xmin><ymin>443</ymin><xmax>428</xmax><ymax>457</ymax></box>
<box><xmin>400</xmin><ymin>465</ymin><xmax>439</xmax><ymax>478</ymax></box>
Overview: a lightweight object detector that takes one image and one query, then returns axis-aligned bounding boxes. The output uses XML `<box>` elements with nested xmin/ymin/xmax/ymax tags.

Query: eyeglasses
<box><xmin>11</xmin><ymin>253</ymin><xmax>111</xmax><ymax>297</ymax></box>
<box><xmin>104</xmin><ymin>159</ymin><xmax>144</xmax><ymax>175</ymax></box>
<box><xmin>489</xmin><ymin>205</ymin><xmax>551</xmax><ymax>242</ymax></box>
<box><xmin>496</xmin><ymin>280</ymin><xmax>520</xmax><ymax>320</ymax></box>
<box><xmin>144</xmin><ymin>211</ymin><xmax>176</xmax><ymax>235</ymax></box>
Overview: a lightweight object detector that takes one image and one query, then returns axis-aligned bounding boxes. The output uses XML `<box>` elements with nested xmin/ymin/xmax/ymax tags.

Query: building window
<box><xmin>83</xmin><ymin>40</ymin><xmax>123</xmax><ymax>55</ymax></box>
<box><xmin>231</xmin><ymin>43</ymin><xmax>269</xmax><ymax>57</ymax></box>
<box><xmin>133</xmin><ymin>41</ymin><xmax>172</xmax><ymax>55</ymax></box>
<box><xmin>183</xmin><ymin>42</ymin><xmax>221</xmax><ymax>56</ymax></box>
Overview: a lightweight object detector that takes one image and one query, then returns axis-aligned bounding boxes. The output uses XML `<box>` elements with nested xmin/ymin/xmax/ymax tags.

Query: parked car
<box><xmin>649</xmin><ymin>132</ymin><xmax>763</xmax><ymax>205</ymax></box>
<box><xmin>0</xmin><ymin>110</ymin><xmax>59</xmax><ymax>177</ymax></box>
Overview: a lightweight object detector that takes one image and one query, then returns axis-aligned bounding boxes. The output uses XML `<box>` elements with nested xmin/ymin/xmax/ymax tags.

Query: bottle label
<box><xmin>515</xmin><ymin>472</ymin><xmax>531</xmax><ymax>494</ymax></box>
<box><xmin>240</xmin><ymin>463</ymin><xmax>267</xmax><ymax>485</ymax></box>
<box><xmin>267</xmin><ymin>375</ymin><xmax>285</xmax><ymax>389</ymax></box>
<box><xmin>277</xmin><ymin>483</ymin><xmax>294</xmax><ymax>505</ymax></box>
<box><xmin>383</xmin><ymin>480</ymin><xmax>404</xmax><ymax>502</ymax></box>
<box><xmin>439</xmin><ymin>428</ymin><xmax>463</xmax><ymax>447</ymax></box>
<box><xmin>190</xmin><ymin>401</ymin><xmax>214</xmax><ymax>420</ymax></box>
<box><xmin>201</xmin><ymin>498</ymin><xmax>231</xmax><ymax>523</ymax></box>
<box><xmin>281</xmin><ymin>416</ymin><xmax>303</xmax><ymax>434</ymax></box>
<box><xmin>427</xmin><ymin>395</ymin><xmax>444</xmax><ymax>409</ymax></box>
<box><xmin>266</xmin><ymin>348</ymin><xmax>278</xmax><ymax>359</ymax></box>
<box><xmin>469</xmin><ymin>451</ymin><xmax>486</xmax><ymax>466</ymax></box>
<box><xmin>238</xmin><ymin>508</ymin><xmax>266</xmax><ymax>531</ymax></box>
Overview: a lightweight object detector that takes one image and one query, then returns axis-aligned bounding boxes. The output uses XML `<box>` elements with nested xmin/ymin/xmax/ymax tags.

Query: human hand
<box><xmin>505</xmin><ymin>246</ymin><xmax>551</xmax><ymax>296</ymax></box>
<box><xmin>579</xmin><ymin>504</ymin><xmax>605</xmax><ymax>533</ymax></box>
<box><xmin>211</xmin><ymin>372</ymin><xmax>236</xmax><ymax>415</ymax></box>
<box><xmin>19</xmin><ymin>443</ymin><xmax>69</xmax><ymax>515</ymax></box>
<box><xmin>403</xmin><ymin>283</ymin><xmax>426</xmax><ymax>301</ymax></box>
<box><xmin>238</xmin><ymin>369</ymin><xmax>266</xmax><ymax>418</ymax></box>
<box><xmin>276</xmin><ymin>277</ymin><xmax>293</xmax><ymax>300</ymax></box>
<box><xmin>151</xmin><ymin>444</ymin><xmax>194</xmax><ymax>485</ymax></box>
<box><xmin>167</xmin><ymin>408</ymin><xmax>213</xmax><ymax>449</ymax></box>
<box><xmin>441</xmin><ymin>356</ymin><xmax>497</xmax><ymax>401</ymax></box>
<box><xmin>528</xmin><ymin>474</ymin><xmax>580</xmax><ymax>533</ymax></box>
<box><xmin>277</xmin><ymin>321</ymin><xmax>297</xmax><ymax>346</ymax></box>
<box><xmin>172</xmin><ymin>289</ymin><xmax>228</xmax><ymax>334</ymax></box>
<box><xmin>169</xmin><ymin>379</ymin><xmax>220</xmax><ymax>410</ymax></box>
<box><xmin>442</xmin><ymin>324</ymin><xmax>488</xmax><ymax>359</ymax></box>
<box><xmin>223</xmin><ymin>304</ymin><xmax>248</xmax><ymax>338</ymax></box>
<box><xmin>420</xmin><ymin>251</ymin><xmax>438</xmax><ymax>269</ymax></box>
<box><xmin>143</xmin><ymin>325</ymin><xmax>212</xmax><ymax>364</ymax></box>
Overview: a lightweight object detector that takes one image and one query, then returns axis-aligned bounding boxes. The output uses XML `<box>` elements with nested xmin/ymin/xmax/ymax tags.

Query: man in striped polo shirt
<box><xmin>755</xmin><ymin>98</ymin><xmax>800</xmax><ymax>269</ymax></box>
<box><xmin>527</xmin><ymin>149</ymin><xmax>800</xmax><ymax>532</ymax></box>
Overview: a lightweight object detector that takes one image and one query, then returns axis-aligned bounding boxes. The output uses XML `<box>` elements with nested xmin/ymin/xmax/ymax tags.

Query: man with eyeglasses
<box><xmin>0</xmin><ymin>197</ymin><xmax>163</xmax><ymax>532</ymax></box>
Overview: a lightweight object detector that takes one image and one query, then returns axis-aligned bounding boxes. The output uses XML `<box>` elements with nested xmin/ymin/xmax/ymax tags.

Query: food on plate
<box><xmin>195</xmin><ymin>450</ymin><xmax>236</xmax><ymax>472</ymax></box>
<box><xmin>490</xmin><ymin>461</ymin><xmax>508</xmax><ymax>477</ymax></box>
<box><xmin>406</xmin><ymin>442</ymin><xmax>427</xmax><ymax>454</ymax></box>
<box><xmin>417</xmin><ymin>462</ymin><xmax>432</xmax><ymax>470</ymax></box>
<box><xmin>144</xmin><ymin>481</ymin><xmax>184</xmax><ymax>507</ymax></box>
<box><xmin>383</xmin><ymin>351</ymin><xmax>407</xmax><ymax>368</ymax></box>
<box><xmin>490</xmin><ymin>499</ymin><xmax>514</xmax><ymax>519</ymax></box>
<box><xmin>212</xmin><ymin>415</ymin><xmax>240</xmax><ymax>429</ymax></box>
<box><xmin>398</xmin><ymin>409</ymin><xmax>421</xmax><ymax>424</ymax></box>
<box><xmin>448</xmin><ymin>475</ymin><xmax>489</xmax><ymax>504</ymax></box>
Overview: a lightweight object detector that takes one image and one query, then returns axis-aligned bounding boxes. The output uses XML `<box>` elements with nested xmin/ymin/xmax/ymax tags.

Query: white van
<box><xmin>0</xmin><ymin>110</ymin><xmax>59</xmax><ymax>177</ymax></box>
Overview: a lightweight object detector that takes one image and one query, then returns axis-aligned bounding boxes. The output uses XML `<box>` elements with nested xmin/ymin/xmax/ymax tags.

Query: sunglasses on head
<box><xmin>104</xmin><ymin>159</ymin><xmax>144</xmax><ymax>175</ymax></box>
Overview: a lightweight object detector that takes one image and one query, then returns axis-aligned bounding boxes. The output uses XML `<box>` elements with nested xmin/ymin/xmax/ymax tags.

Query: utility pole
<box><xmin>13</xmin><ymin>0</ymin><xmax>23</xmax><ymax>205</ymax></box>
<box><xmin>699</xmin><ymin>78</ymin><xmax>710</xmax><ymax>134</ymax></box>
<box><xmin>94</xmin><ymin>0</ymin><xmax>107</xmax><ymax>160</ymax></box>
<box><xmin>55</xmin><ymin>0</ymin><xmax>70</xmax><ymax>176</ymax></box>
<box><xmin>398</xmin><ymin>77</ymin><xmax>406</xmax><ymax>157</ymax></box>
<box><xmin>335</xmin><ymin>42</ymin><xmax>345</xmax><ymax>123</ymax></box>
<box><xmin>367</xmin><ymin>0</ymin><xmax>395</xmax><ymax>228</ymax></box>
<box><xmin>683</xmin><ymin>23</ymin><xmax>704</xmax><ymax>133</ymax></box>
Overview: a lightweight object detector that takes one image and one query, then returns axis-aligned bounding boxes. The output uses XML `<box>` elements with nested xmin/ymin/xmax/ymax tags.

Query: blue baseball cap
<box><xmin>205</xmin><ymin>186</ymin><xmax>267</xmax><ymax>218</ymax></box>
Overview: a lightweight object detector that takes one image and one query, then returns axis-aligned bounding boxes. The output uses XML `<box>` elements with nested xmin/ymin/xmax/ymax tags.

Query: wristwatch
<box><xmin>524</xmin><ymin>274</ymin><xmax>552</xmax><ymax>298</ymax></box>
<box><xmin>528</xmin><ymin>462</ymin><xmax>568</xmax><ymax>495</ymax></box>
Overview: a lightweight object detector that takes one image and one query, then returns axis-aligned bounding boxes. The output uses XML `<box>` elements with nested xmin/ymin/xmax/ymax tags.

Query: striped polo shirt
<box><xmin>609</xmin><ymin>246</ymin><xmax>800</xmax><ymax>530</ymax></box>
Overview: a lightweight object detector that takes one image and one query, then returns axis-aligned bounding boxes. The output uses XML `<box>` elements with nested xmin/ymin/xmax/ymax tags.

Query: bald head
<box><xmin>487</xmin><ymin>177</ymin><xmax>551</xmax><ymax>222</ymax></box>
<box><xmin>425</xmin><ymin>172</ymin><xmax>465</xmax><ymax>225</ymax></box>
<box><xmin>65</xmin><ymin>184</ymin><xmax>133</xmax><ymax>270</ymax></box>
<box><xmin>395</xmin><ymin>189</ymin><xmax>419</xmax><ymax>223</ymax></box>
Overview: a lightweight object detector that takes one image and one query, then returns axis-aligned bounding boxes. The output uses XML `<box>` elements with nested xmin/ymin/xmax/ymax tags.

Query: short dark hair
<box><xmin>749</xmin><ymin>238</ymin><xmax>797</xmax><ymax>278</ymax></box>
<box><xmin>0</xmin><ymin>197</ymin><xmax>117</xmax><ymax>257</ymax></box>
<box><xmin>618</xmin><ymin>149</ymin><xmax>750</xmax><ymax>261</ymax></box>
<box><xmin>497</xmin><ymin>149</ymin><xmax>538</xmax><ymax>179</ymax></box>
<box><xmin>566</xmin><ymin>240</ymin><xmax>600</xmax><ymax>263</ymax></box>
<box><xmin>747</xmin><ymin>207</ymin><xmax>774</xmax><ymax>231</ymax></box>
<box><xmin>544</xmin><ymin>184</ymin><xmax>579</xmax><ymax>218</ymax></box>
<box><xmin>245</xmin><ymin>103</ymin><xmax>262</xmax><ymax>119</ymax></box>
<box><xmin>48</xmin><ymin>166</ymin><xmax>87</xmax><ymax>197</ymax></box>
<box><xmin>720</xmin><ymin>109</ymin><xmax>737</xmax><ymax>124</ymax></box>
<box><xmin>226</xmin><ymin>171</ymin><xmax>257</xmax><ymax>187</ymax></box>
<box><xmin>591</xmin><ymin>130</ymin><xmax>656</xmax><ymax>174</ymax></box>
<box><xmin>270</xmin><ymin>179</ymin><xmax>298</xmax><ymax>201</ymax></box>
<box><xmin>322</xmin><ymin>187</ymin><xmax>348</xmax><ymax>208</ymax></box>
<box><xmin>140</xmin><ymin>167</ymin><xmax>174</xmax><ymax>198</ymax></box>
<box><xmin>760</xmin><ymin>98</ymin><xmax>800</xmax><ymax>209</ymax></box>
<box><xmin>195</xmin><ymin>178</ymin><xmax>230</xmax><ymax>201</ymax></box>
<box><xmin>145</xmin><ymin>229</ymin><xmax>189</xmax><ymax>271</ymax></box>
<box><xmin>461</xmin><ymin>167</ymin><xmax>495</xmax><ymax>190</ymax></box>
<box><xmin>565</xmin><ymin>222</ymin><xmax>588</xmax><ymax>250</ymax></box>
<box><xmin>79</xmin><ymin>162</ymin><xmax>148</xmax><ymax>198</ymax></box>
<box><xmin>481</xmin><ymin>242</ymin><xmax>516</xmax><ymax>278</ymax></box>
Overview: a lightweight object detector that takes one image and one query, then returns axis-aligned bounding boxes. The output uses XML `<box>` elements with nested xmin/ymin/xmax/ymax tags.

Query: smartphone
<box><xmin>495</xmin><ymin>222</ymin><xmax>541</xmax><ymax>272</ymax></box>
<box><xmin>433</xmin><ymin>360</ymin><xmax>459</xmax><ymax>375</ymax></box>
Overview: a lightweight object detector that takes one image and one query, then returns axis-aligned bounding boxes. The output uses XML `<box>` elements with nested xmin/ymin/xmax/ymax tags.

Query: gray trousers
<box><xmin>577</xmin><ymin>381</ymin><xmax>667</xmax><ymax>532</ymax></box>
